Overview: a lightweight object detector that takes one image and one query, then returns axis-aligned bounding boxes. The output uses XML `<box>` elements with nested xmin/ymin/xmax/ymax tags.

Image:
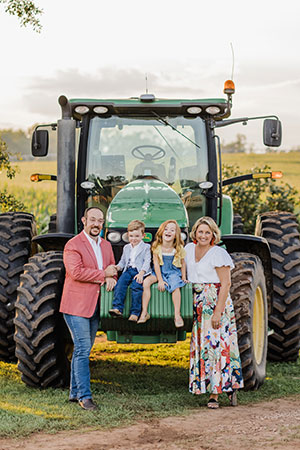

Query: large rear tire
<box><xmin>233</xmin><ymin>214</ymin><xmax>244</xmax><ymax>234</ymax></box>
<box><xmin>230</xmin><ymin>252</ymin><xmax>268</xmax><ymax>390</ymax></box>
<box><xmin>14</xmin><ymin>251</ymin><xmax>70</xmax><ymax>388</ymax></box>
<box><xmin>256</xmin><ymin>211</ymin><xmax>300</xmax><ymax>361</ymax></box>
<box><xmin>0</xmin><ymin>212</ymin><xmax>36</xmax><ymax>361</ymax></box>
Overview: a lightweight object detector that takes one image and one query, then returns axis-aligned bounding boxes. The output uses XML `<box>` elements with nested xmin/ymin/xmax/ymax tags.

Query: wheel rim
<box><xmin>253</xmin><ymin>286</ymin><xmax>265</xmax><ymax>365</ymax></box>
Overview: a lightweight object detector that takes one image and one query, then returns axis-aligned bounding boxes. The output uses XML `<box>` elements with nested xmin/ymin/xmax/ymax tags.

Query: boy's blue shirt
<box><xmin>117</xmin><ymin>241</ymin><xmax>151</xmax><ymax>276</ymax></box>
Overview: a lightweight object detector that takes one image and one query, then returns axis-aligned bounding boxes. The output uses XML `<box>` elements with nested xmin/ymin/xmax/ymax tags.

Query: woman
<box><xmin>185</xmin><ymin>216</ymin><xmax>243</xmax><ymax>408</ymax></box>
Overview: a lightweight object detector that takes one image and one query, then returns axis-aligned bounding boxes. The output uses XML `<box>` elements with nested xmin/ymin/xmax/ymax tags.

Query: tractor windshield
<box><xmin>86</xmin><ymin>115</ymin><xmax>208</xmax><ymax>197</ymax></box>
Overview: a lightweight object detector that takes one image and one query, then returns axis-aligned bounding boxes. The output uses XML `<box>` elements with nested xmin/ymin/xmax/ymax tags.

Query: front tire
<box><xmin>256</xmin><ymin>211</ymin><xmax>300</xmax><ymax>361</ymax></box>
<box><xmin>14</xmin><ymin>251</ymin><xmax>70</xmax><ymax>387</ymax></box>
<box><xmin>230</xmin><ymin>252</ymin><xmax>268</xmax><ymax>390</ymax></box>
<box><xmin>0</xmin><ymin>212</ymin><xmax>36</xmax><ymax>361</ymax></box>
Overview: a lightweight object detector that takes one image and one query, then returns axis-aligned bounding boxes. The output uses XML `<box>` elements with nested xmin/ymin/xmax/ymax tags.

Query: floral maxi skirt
<box><xmin>189</xmin><ymin>283</ymin><xmax>244</xmax><ymax>395</ymax></box>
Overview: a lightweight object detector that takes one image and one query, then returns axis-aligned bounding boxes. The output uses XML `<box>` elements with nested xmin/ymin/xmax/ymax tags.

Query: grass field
<box><xmin>0</xmin><ymin>335</ymin><xmax>299</xmax><ymax>438</ymax></box>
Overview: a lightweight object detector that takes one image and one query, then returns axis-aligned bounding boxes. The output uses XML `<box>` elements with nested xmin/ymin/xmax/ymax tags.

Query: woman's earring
<box><xmin>210</xmin><ymin>237</ymin><xmax>215</xmax><ymax>245</ymax></box>
<box><xmin>193</xmin><ymin>240</ymin><xmax>197</xmax><ymax>244</ymax></box>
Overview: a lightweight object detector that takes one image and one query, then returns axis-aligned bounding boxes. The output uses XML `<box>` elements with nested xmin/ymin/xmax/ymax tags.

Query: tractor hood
<box><xmin>106</xmin><ymin>179</ymin><xmax>188</xmax><ymax>228</ymax></box>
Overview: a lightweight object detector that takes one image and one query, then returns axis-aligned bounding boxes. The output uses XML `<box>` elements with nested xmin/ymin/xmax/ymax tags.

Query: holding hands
<box><xmin>105</xmin><ymin>265</ymin><xmax>117</xmax><ymax>278</ymax></box>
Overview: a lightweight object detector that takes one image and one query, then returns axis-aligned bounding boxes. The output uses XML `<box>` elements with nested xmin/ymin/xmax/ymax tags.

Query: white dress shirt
<box><xmin>84</xmin><ymin>231</ymin><xmax>103</xmax><ymax>270</ymax></box>
<box><xmin>129</xmin><ymin>241</ymin><xmax>143</xmax><ymax>268</ymax></box>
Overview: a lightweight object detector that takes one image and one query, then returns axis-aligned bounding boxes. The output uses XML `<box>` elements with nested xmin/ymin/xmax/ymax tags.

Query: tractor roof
<box><xmin>63</xmin><ymin>95</ymin><xmax>229</xmax><ymax>120</ymax></box>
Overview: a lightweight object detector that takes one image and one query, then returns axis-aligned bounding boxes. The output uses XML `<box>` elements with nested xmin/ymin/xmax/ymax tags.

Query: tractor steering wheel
<box><xmin>131</xmin><ymin>145</ymin><xmax>166</xmax><ymax>161</ymax></box>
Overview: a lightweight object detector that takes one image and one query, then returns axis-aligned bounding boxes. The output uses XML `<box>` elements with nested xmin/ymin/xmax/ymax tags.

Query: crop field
<box><xmin>0</xmin><ymin>153</ymin><xmax>299</xmax><ymax>231</ymax></box>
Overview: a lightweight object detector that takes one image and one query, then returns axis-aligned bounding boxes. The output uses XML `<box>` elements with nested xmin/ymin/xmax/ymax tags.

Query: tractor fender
<box><xmin>221</xmin><ymin>234</ymin><xmax>273</xmax><ymax>314</ymax></box>
<box><xmin>32</xmin><ymin>232</ymin><xmax>74</xmax><ymax>252</ymax></box>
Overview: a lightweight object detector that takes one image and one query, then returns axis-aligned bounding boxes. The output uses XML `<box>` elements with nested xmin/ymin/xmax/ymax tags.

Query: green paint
<box><xmin>219</xmin><ymin>194</ymin><xmax>233</xmax><ymax>235</ymax></box>
<box><xmin>106</xmin><ymin>179</ymin><xmax>188</xmax><ymax>229</ymax></box>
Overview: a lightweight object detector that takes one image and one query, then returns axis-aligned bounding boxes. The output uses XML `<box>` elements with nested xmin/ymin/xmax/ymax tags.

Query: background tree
<box><xmin>0</xmin><ymin>137</ymin><xmax>25</xmax><ymax>211</ymax></box>
<box><xmin>0</xmin><ymin>0</ymin><xmax>42</xmax><ymax>210</ymax></box>
<box><xmin>223</xmin><ymin>163</ymin><xmax>300</xmax><ymax>233</ymax></box>
<box><xmin>0</xmin><ymin>0</ymin><xmax>43</xmax><ymax>32</ymax></box>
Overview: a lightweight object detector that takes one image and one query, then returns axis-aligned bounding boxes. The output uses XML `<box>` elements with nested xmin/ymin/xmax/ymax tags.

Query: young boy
<box><xmin>109</xmin><ymin>220</ymin><xmax>151</xmax><ymax>321</ymax></box>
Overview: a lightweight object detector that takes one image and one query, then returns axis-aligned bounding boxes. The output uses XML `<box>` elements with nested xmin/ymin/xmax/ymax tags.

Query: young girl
<box><xmin>137</xmin><ymin>220</ymin><xmax>187</xmax><ymax>327</ymax></box>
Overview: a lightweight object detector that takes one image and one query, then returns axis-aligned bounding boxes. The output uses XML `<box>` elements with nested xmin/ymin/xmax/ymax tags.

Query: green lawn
<box><xmin>0</xmin><ymin>336</ymin><xmax>299</xmax><ymax>438</ymax></box>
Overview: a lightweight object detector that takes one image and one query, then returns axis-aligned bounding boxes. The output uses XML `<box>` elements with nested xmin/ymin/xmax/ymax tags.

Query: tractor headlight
<box><xmin>122</xmin><ymin>232</ymin><xmax>129</xmax><ymax>243</ymax></box>
<box><xmin>181</xmin><ymin>232</ymin><xmax>187</xmax><ymax>241</ymax></box>
<box><xmin>205</xmin><ymin>106</ymin><xmax>221</xmax><ymax>115</ymax></box>
<box><xmin>107</xmin><ymin>231</ymin><xmax>121</xmax><ymax>243</ymax></box>
<box><xmin>93</xmin><ymin>106</ymin><xmax>109</xmax><ymax>114</ymax></box>
<box><xmin>187</xmin><ymin>106</ymin><xmax>202</xmax><ymax>115</ymax></box>
<box><xmin>74</xmin><ymin>106</ymin><xmax>89</xmax><ymax>115</ymax></box>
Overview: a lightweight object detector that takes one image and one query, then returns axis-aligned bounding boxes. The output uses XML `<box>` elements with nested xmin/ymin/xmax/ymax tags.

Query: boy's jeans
<box><xmin>112</xmin><ymin>267</ymin><xmax>143</xmax><ymax>316</ymax></box>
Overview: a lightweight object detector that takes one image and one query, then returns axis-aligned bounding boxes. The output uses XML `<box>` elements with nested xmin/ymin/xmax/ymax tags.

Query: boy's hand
<box><xmin>157</xmin><ymin>280</ymin><xmax>168</xmax><ymax>292</ymax></box>
<box><xmin>105</xmin><ymin>277</ymin><xmax>116</xmax><ymax>291</ymax></box>
<box><xmin>105</xmin><ymin>265</ymin><xmax>117</xmax><ymax>277</ymax></box>
<box><xmin>134</xmin><ymin>271</ymin><xmax>144</xmax><ymax>284</ymax></box>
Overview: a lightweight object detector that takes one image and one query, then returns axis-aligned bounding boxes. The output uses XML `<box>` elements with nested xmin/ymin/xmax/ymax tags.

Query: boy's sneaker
<box><xmin>109</xmin><ymin>308</ymin><xmax>123</xmax><ymax>317</ymax></box>
<box><xmin>128</xmin><ymin>314</ymin><xmax>138</xmax><ymax>322</ymax></box>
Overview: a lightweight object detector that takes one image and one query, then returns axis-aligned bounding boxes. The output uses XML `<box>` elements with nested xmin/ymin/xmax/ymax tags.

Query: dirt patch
<box><xmin>0</xmin><ymin>396</ymin><xmax>299</xmax><ymax>450</ymax></box>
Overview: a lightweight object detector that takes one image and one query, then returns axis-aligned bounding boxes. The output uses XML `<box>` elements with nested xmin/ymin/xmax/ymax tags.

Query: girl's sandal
<box><xmin>207</xmin><ymin>398</ymin><xmax>219</xmax><ymax>409</ymax></box>
<box><xmin>227</xmin><ymin>390</ymin><xmax>238</xmax><ymax>406</ymax></box>
<box><xmin>137</xmin><ymin>313</ymin><xmax>150</xmax><ymax>324</ymax></box>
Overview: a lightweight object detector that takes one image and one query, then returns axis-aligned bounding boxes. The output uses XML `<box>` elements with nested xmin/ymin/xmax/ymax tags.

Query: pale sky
<box><xmin>0</xmin><ymin>0</ymin><xmax>299</xmax><ymax>150</ymax></box>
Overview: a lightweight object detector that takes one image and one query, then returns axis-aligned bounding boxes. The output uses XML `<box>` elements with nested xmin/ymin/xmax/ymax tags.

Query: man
<box><xmin>60</xmin><ymin>207</ymin><xmax>117</xmax><ymax>411</ymax></box>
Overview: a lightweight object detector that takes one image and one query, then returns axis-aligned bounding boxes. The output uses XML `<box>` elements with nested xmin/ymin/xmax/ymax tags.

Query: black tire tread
<box><xmin>0</xmin><ymin>212</ymin><xmax>36</xmax><ymax>361</ymax></box>
<box><xmin>14</xmin><ymin>251</ymin><xmax>70</xmax><ymax>388</ymax></box>
<box><xmin>256</xmin><ymin>211</ymin><xmax>300</xmax><ymax>362</ymax></box>
<box><xmin>230</xmin><ymin>252</ymin><xmax>268</xmax><ymax>390</ymax></box>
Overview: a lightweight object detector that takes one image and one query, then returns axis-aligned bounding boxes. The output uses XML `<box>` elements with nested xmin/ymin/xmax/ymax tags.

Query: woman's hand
<box><xmin>157</xmin><ymin>280</ymin><xmax>168</xmax><ymax>292</ymax></box>
<box><xmin>211</xmin><ymin>310</ymin><xmax>222</xmax><ymax>329</ymax></box>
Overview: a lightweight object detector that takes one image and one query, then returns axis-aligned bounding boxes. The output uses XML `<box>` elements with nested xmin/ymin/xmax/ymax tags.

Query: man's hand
<box><xmin>134</xmin><ymin>271</ymin><xmax>144</xmax><ymax>284</ymax></box>
<box><xmin>105</xmin><ymin>265</ymin><xmax>117</xmax><ymax>278</ymax></box>
<box><xmin>105</xmin><ymin>277</ymin><xmax>117</xmax><ymax>291</ymax></box>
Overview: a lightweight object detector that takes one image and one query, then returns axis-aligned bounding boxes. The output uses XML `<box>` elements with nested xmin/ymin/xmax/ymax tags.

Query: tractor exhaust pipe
<box><xmin>57</xmin><ymin>96</ymin><xmax>76</xmax><ymax>234</ymax></box>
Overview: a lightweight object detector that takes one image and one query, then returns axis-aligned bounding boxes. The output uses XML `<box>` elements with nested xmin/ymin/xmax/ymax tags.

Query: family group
<box><xmin>59</xmin><ymin>207</ymin><xmax>244</xmax><ymax>411</ymax></box>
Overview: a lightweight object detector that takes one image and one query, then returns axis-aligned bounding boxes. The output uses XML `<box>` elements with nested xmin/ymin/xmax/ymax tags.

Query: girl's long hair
<box><xmin>152</xmin><ymin>220</ymin><xmax>184</xmax><ymax>257</ymax></box>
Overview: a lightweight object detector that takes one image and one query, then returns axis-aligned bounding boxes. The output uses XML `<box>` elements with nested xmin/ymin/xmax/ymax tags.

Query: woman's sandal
<box><xmin>174</xmin><ymin>316</ymin><xmax>184</xmax><ymax>328</ymax></box>
<box><xmin>207</xmin><ymin>398</ymin><xmax>219</xmax><ymax>409</ymax></box>
<box><xmin>227</xmin><ymin>390</ymin><xmax>238</xmax><ymax>406</ymax></box>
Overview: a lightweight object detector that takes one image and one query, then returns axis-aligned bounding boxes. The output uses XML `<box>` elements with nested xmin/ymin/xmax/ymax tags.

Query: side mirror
<box><xmin>263</xmin><ymin>119</ymin><xmax>282</xmax><ymax>147</ymax></box>
<box><xmin>31</xmin><ymin>129</ymin><xmax>49</xmax><ymax>157</ymax></box>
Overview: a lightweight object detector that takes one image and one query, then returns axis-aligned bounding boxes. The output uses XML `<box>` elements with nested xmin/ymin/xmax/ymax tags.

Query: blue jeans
<box><xmin>63</xmin><ymin>304</ymin><xmax>99</xmax><ymax>400</ymax></box>
<box><xmin>112</xmin><ymin>267</ymin><xmax>143</xmax><ymax>316</ymax></box>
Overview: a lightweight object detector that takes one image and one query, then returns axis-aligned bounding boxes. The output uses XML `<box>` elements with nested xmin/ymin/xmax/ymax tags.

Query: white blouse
<box><xmin>185</xmin><ymin>243</ymin><xmax>234</xmax><ymax>283</ymax></box>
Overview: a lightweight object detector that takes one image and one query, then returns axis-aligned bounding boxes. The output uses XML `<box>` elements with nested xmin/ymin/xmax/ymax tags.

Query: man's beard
<box><xmin>89</xmin><ymin>227</ymin><xmax>100</xmax><ymax>236</ymax></box>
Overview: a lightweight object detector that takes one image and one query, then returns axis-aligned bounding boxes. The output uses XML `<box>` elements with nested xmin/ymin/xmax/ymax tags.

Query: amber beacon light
<box><xmin>224</xmin><ymin>79</ymin><xmax>235</xmax><ymax>95</ymax></box>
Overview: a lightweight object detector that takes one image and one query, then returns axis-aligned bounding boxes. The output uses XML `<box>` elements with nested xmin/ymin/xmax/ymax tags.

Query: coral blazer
<box><xmin>60</xmin><ymin>231</ymin><xmax>115</xmax><ymax>318</ymax></box>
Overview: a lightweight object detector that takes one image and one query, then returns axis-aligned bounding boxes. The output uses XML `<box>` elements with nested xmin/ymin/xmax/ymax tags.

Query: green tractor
<box><xmin>1</xmin><ymin>81</ymin><xmax>299</xmax><ymax>391</ymax></box>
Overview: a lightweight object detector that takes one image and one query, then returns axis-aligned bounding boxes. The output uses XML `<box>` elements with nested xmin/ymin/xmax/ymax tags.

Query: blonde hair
<box><xmin>190</xmin><ymin>216</ymin><xmax>221</xmax><ymax>244</ymax></box>
<box><xmin>127</xmin><ymin>220</ymin><xmax>145</xmax><ymax>233</ymax></box>
<box><xmin>152</xmin><ymin>220</ymin><xmax>184</xmax><ymax>256</ymax></box>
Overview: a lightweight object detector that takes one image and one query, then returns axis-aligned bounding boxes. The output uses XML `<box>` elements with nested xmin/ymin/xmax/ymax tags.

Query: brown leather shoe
<box><xmin>78</xmin><ymin>398</ymin><xmax>98</xmax><ymax>410</ymax></box>
<box><xmin>109</xmin><ymin>308</ymin><xmax>123</xmax><ymax>317</ymax></box>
